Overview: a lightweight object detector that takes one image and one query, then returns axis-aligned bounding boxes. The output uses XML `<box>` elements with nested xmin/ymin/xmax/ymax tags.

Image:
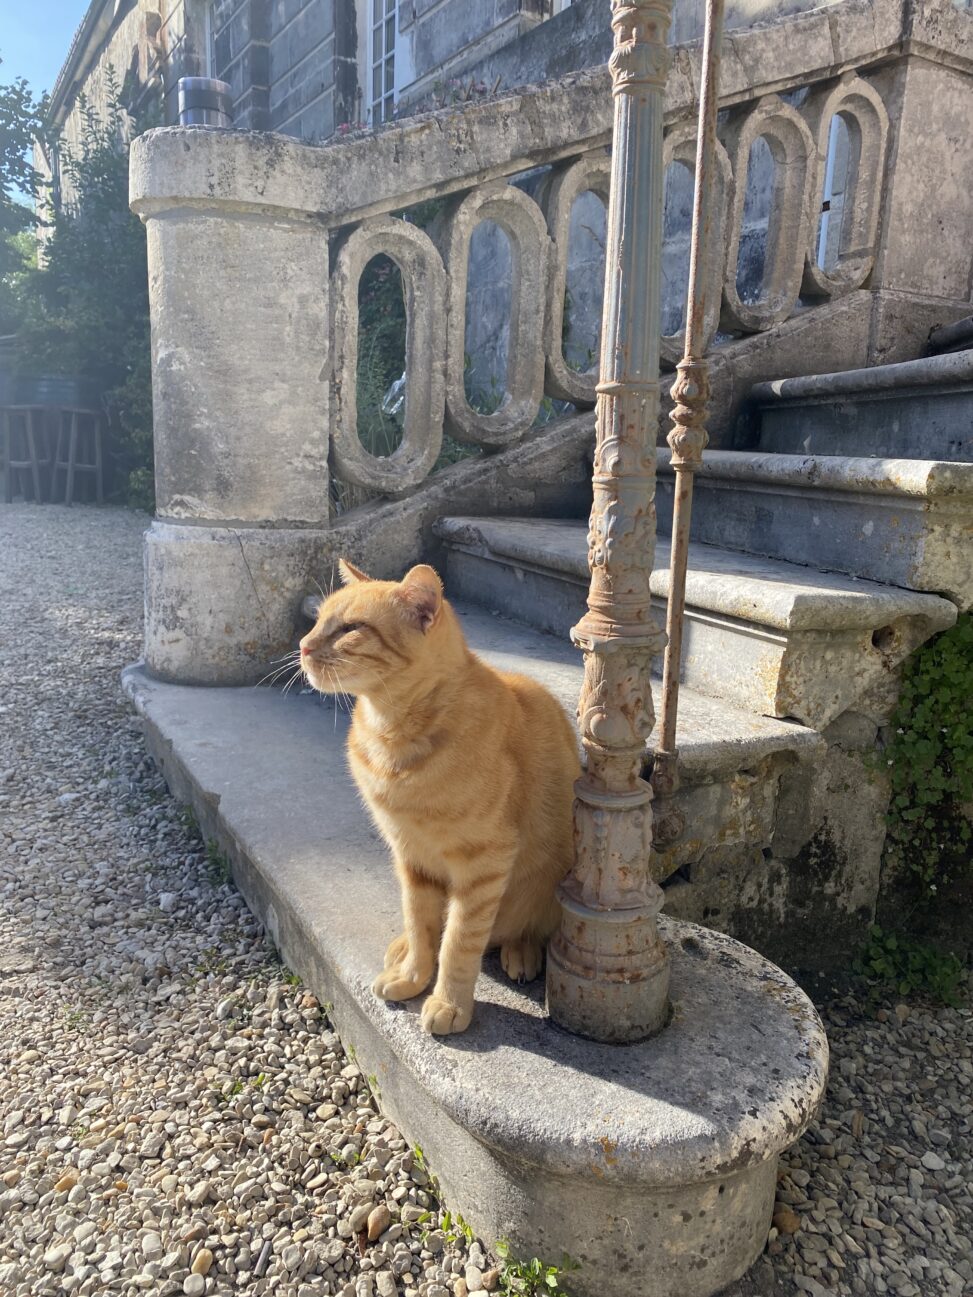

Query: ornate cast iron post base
<box><xmin>546</xmin><ymin>0</ymin><xmax>673</xmax><ymax>1043</ymax></box>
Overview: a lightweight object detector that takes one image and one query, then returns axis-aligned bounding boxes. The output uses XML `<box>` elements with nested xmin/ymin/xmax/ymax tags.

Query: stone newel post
<box><xmin>546</xmin><ymin>0</ymin><xmax>673</xmax><ymax>1042</ymax></box>
<box><xmin>130</xmin><ymin>131</ymin><xmax>332</xmax><ymax>686</ymax></box>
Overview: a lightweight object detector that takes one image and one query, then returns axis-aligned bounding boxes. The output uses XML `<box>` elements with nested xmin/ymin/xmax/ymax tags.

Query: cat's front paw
<box><xmin>383</xmin><ymin>933</ymin><xmax>410</xmax><ymax>970</ymax></box>
<box><xmin>420</xmin><ymin>994</ymin><xmax>473</xmax><ymax>1036</ymax></box>
<box><xmin>372</xmin><ymin>968</ymin><xmax>430</xmax><ymax>1002</ymax></box>
<box><xmin>501</xmin><ymin>937</ymin><xmax>543</xmax><ymax>983</ymax></box>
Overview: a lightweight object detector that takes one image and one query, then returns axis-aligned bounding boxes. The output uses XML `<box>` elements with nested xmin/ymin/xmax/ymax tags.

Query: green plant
<box><xmin>178</xmin><ymin>805</ymin><xmax>200</xmax><ymax>837</ymax></box>
<box><xmin>881</xmin><ymin>614</ymin><xmax>973</xmax><ymax>892</ymax></box>
<box><xmin>0</xmin><ymin>53</ymin><xmax>47</xmax><ymax>331</ymax></box>
<box><xmin>494</xmin><ymin>1241</ymin><xmax>580</xmax><ymax>1297</ymax></box>
<box><xmin>205</xmin><ymin>839</ymin><xmax>232</xmax><ymax>885</ymax></box>
<box><xmin>436</xmin><ymin>1208</ymin><xmax>474</xmax><ymax>1247</ymax></box>
<box><xmin>11</xmin><ymin>68</ymin><xmax>158</xmax><ymax>506</ymax></box>
<box><xmin>856</xmin><ymin>924</ymin><xmax>966</xmax><ymax>1007</ymax></box>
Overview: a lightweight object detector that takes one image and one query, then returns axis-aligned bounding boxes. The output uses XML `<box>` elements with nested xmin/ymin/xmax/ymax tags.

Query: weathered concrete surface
<box><xmin>143</xmin><ymin>413</ymin><xmax>594</xmax><ymax>684</ymax></box>
<box><xmin>122</xmin><ymin>660</ymin><xmax>828</xmax><ymax>1297</ymax></box>
<box><xmin>666</xmin><ymin>711</ymin><xmax>892</xmax><ymax>971</ymax></box>
<box><xmin>656</xmin><ymin>449</ymin><xmax>973</xmax><ymax>610</ymax></box>
<box><xmin>435</xmin><ymin>516</ymin><xmax>957</xmax><ymax>727</ymax></box>
<box><xmin>145</xmin><ymin>210</ymin><xmax>331</xmax><ymax>527</ymax></box>
<box><xmin>752</xmin><ymin>351</ymin><xmax>973</xmax><ymax>462</ymax></box>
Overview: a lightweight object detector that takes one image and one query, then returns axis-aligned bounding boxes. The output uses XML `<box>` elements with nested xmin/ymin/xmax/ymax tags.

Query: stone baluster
<box><xmin>546</xmin><ymin>0</ymin><xmax>673</xmax><ymax>1043</ymax></box>
<box><xmin>652</xmin><ymin>0</ymin><xmax>726</xmax><ymax>838</ymax></box>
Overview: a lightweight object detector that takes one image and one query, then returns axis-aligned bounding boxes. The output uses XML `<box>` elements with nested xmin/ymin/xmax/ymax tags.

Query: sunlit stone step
<box><xmin>434</xmin><ymin>515</ymin><xmax>956</xmax><ymax>729</ymax></box>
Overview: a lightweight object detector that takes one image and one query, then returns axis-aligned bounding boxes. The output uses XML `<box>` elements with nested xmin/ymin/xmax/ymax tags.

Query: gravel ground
<box><xmin>0</xmin><ymin>503</ymin><xmax>970</xmax><ymax>1297</ymax></box>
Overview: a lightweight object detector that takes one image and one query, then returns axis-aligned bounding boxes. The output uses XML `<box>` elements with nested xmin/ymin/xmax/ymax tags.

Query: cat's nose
<box><xmin>300</xmin><ymin>644</ymin><xmax>312</xmax><ymax>657</ymax></box>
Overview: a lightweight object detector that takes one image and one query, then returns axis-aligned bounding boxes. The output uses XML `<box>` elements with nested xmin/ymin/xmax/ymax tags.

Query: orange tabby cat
<box><xmin>299</xmin><ymin>560</ymin><xmax>579</xmax><ymax>1035</ymax></box>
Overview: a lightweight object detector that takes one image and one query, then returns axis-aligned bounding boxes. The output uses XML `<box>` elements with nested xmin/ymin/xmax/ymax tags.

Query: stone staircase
<box><xmin>388</xmin><ymin>349</ymin><xmax>968</xmax><ymax>967</ymax></box>
<box><xmin>433</xmin><ymin>515</ymin><xmax>954</xmax><ymax>729</ymax></box>
<box><xmin>656</xmin><ymin>350</ymin><xmax>973</xmax><ymax>610</ymax></box>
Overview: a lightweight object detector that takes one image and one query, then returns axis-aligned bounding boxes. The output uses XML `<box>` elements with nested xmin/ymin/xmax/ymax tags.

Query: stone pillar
<box><xmin>546</xmin><ymin>0</ymin><xmax>673</xmax><ymax>1043</ymax></box>
<box><xmin>135</xmin><ymin>195</ymin><xmax>331</xmax><ymax>685</ymax></box>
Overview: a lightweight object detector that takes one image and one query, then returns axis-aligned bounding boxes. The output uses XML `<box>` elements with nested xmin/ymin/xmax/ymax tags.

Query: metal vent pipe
<box><xmin>177</xmin><ymin>77</ymin><xmax>233</xmax><ymax>128</ymax></box>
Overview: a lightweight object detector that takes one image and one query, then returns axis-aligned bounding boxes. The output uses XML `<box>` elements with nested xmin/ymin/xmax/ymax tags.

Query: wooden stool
<box><xmin>52</xmin><ymin>408</ymin><xmax>104</xmax><ymax>505</ymax></box>
<box><xmin>1</xmin><ymin>406</ymin><xmax>54</xmax><ymax>503</ymax></box>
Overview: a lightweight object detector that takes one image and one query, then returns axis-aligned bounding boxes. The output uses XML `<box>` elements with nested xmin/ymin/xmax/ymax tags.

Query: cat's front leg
<box><xmin>372</xmin><ymin>860</ymin><xmax>444</xmax><ymax>1002</ymax></box>
<box><xmin>421</xmin><ymin>860</ymin><xmax>512</xmax><ymax>1035</ymax></box>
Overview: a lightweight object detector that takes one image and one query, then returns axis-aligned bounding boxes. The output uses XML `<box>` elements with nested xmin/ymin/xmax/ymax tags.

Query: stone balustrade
<box><xmin>129</xmin><ymin>0</ymin><xmax>973</xmax><ymax>684</ymax></box>
<box><xmin>300</xmin><ymin>72</ymin><xmax>890</xmax><ymax>497</ymax></box>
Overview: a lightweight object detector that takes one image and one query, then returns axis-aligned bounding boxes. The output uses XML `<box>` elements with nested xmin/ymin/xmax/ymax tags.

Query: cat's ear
<box><xmin>398</xmin><ymin>565</ymin><xmax>443</xmax><ymax>633</ymax></box>
<box><xmin>337</xmin><ymin>558</ymin><xmax>372</xmax><ymax>585</ymax></box>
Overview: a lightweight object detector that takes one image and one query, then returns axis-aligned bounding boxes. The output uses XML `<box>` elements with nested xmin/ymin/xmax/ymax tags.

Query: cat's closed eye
<box><xmin>337</xmin><ymin>622</ymin><xmax>364</xmax><ymax>636</ymax></box>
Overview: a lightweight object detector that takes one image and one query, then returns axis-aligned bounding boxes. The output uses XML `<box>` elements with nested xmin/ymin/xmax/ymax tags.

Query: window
<box><xmin>370</xmin><ymin>0</ymin><xmax>396</xmax><ymax>124</ymax></box>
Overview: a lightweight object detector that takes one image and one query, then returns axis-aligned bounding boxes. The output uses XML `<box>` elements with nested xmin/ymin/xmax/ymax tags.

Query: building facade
<box><xmin>40</xmin><ymin>0</ymin><xmax>841</xmax><ymax>157</ymax></box>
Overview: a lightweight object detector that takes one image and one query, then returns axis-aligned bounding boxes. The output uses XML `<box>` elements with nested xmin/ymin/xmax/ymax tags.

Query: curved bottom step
<box><xmin>123</xmin><ymin>663</ymin><xmax>828</xmax><ymax>1297</ymax></box>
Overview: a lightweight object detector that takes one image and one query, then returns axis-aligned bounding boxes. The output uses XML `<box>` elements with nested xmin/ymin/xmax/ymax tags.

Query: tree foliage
<box><xmin>0</xmin><ymin>55</ymin><xmax>46</xmax><ymax>329</ymax></box>
<box><xmin>9</xmin><ymin>69</ymin><xmax>156</xmax><ymax>505</ymax></box>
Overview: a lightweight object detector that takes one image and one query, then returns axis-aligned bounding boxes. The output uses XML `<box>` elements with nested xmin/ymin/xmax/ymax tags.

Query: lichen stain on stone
<box><xmin>599</xmin><ymin>1137</ymin><xmax>619</xmax><ymax>1166</ymax></box>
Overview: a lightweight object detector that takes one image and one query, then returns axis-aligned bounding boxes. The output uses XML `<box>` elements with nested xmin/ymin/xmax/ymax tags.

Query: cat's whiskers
<box><xmin>257</xmin><ymin>649</ymin><xmax>302</xmax><ymax>689</ymax></box>
<box><xmin>281</xmin><ymin>663</ymin><xmax>306</xmax><ymax>695</ymax></box>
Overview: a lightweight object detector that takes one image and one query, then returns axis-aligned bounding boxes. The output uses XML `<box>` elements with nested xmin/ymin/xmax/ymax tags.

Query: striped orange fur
<box><xmin>299</xmin><ymin>560</ymin><xmax>580</xmax><ymax>1035</ymax></box>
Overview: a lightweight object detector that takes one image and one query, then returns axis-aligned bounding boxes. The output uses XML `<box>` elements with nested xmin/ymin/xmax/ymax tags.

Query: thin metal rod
<box><xmin>656</xmin><ymin>0</ymin><xmax>726</xmax><ymax>779</ymax></box>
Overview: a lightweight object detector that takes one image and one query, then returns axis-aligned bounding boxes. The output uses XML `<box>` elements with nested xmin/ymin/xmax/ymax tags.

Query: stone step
<box><xmin>655</xmin><ymin>449</ymin><xmax>973</xmax><ymax>612</ymax></box>
<box><xmin>122</xmin><ymin>657</ymin><xmax>826</xmax><ymax>1297</ymax></box>
<box><xmin>928</xmin><ymin>314</ymin><xmax>973</xmax><ymax>356</ymax></box>
<box><xmin>433</xmin><ymin>516</ymin><xmax>956</xmax><ymax>729</ymax></box>
<box><xmin>300</xmin><ymin>595</ymin><xmax>823</xmax><ymax>884</ymax></box>
<box><xmin>749</xmin><ymin>351</ymin><xmax>973</xmax><ymax>462</ymax></box>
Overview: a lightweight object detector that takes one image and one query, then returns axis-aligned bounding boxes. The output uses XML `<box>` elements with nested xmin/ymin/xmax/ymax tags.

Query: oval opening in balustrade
<box><xmin>662</xmin><ymin>160</ymin><xmax>694</xmax><ymax>337</ymax></box>
<box><xmin>463</xmin><ymin>220</ymin><xmax>512</xmax><ymax>416</ymax></box>
<box><xmin>355</xmin><ymin>253</ymin><xmax>407</xmax><ymax>457</ymax></box>
<box><xmin>815</xmin><ymin>112</ymin><xmax>860</xmax><ymax>272</ymax></box>
<box><xmin>735</xmin><ymin>135</ymin><xmax>777</xmax><ymax>307</ymax></box>
<box><xmin>563</xmin><ymin>189</ymin><xmax>606</xmax><ymax>378</ymax></box>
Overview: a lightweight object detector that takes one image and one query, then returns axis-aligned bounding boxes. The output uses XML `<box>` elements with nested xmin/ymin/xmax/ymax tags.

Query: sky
<box><xmin>1</xmin><ymin>0</ymin><xmax>92</xmax><ymax>98</ymax></box>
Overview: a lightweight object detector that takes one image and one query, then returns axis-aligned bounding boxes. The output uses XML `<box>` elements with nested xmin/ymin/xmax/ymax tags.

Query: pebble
<box><xmin>0</xmin><ymin>506</ymin><xmax>969</xmax><ymax>1297</ymax></box>
<box><xmin>368</xmin><ymin>1203</ymin><xmax>392</xmax><ymax>1239</ymax></box>
<box><xmin>191</xmin><ymin>1247</ymin><xmax>214</xmax><ymax>1275</ymax></box>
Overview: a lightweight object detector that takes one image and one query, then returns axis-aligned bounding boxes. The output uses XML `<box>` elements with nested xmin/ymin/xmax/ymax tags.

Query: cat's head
<box><xmin>299</xmin><ymin>559</ymin><xmax>445</xmax><ymax>697</ymax></box>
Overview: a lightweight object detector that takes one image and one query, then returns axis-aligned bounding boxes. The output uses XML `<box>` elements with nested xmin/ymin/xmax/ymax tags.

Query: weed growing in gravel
<box><xmin>494</xmin><ymin>1240</ymin><xmax>580</xmax><ymax>1296</ymax></box>
<box><xmin>62</xmin><ymin>1007</ymin><xmax>90</xmax><ymax>1032</ymax></box>
<box><xmin>856</xmin><ymin>924</ymin><xmax>966</xmax><ymax>1006</ymax></box>
<box><xmin>178</xmin><ymin>804</ymin><xmax>200</xmax><ymax>837</ymax></box>
<box><xmin>205</xmin><ymin>839</ymin><xmax>232</xmax><ymax>885</ymax></box>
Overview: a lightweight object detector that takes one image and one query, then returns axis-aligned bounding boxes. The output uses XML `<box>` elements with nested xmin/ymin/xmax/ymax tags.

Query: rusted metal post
<box><xmin>651</xmin><ymin>0</ymin><xmax>726</xmax><ymax>832</ymax></box>
<box><xmin>546</xmin><ymin>0</ymin><xmax>673</xmax><ymax>1043</ymax></box>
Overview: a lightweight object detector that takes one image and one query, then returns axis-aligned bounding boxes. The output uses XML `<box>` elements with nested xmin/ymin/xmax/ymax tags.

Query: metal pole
<box><xmin>546</xmin><ymin>0</ymin><xmax>673</xmax><ymax>1043</ymax></box>
<box><xmin>651</xmin><ymin>0</ymin><xmax>725</xmax><ymax>828</ymax></box>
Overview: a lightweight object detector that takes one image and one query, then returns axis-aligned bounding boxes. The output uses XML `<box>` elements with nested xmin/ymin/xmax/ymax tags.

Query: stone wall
<box><xmin>210</xmin><ymin>0</ymin><xmax>358</xmax><ymax>137</ymax></box>
<box><xmin>434</xmin><ymin>0</ymin><xmax>847</xmax><ymax>99</ymax></box>
<box><xmin>396</xmin><ymin>0</ymin><xmax>547</xmax><ymax>103</ymax></box>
